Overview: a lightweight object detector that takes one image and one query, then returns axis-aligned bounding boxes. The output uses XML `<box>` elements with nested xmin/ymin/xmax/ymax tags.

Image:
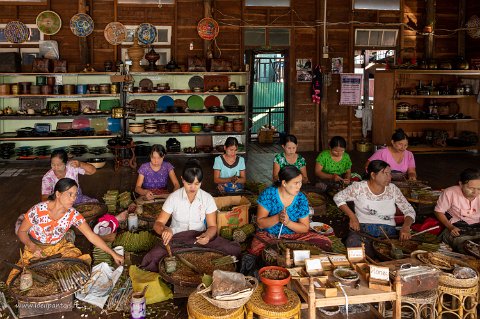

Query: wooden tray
<box><xmin>262</xmin><ymin>240</ymin><xmax>326</xmax><ymax>266</ymax></box>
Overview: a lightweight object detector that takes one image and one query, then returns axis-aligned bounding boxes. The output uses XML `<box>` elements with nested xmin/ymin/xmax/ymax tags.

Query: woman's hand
<box><xmin>349</xmin><ymin>216</ymin><xmax>360</xmax><ymax>231</ymax></box>
<box><xmin>278</xmin><ymin>209</ymin><xmax>289</xmax><ymax>225</ymax></box>
<box><xmin>145</xmin><ymin>191</ymin><xmax>154</xmax><ymax>201</ymax></box>
<box><xmin>399</xmin><ymin>225</ymin><xmax>412</xmax><ymax>241</ymax></box>
<box><xmin>111</xmin><ymin>252</ymin><xmax>124</xmax><ymax>266</ymax></box>
<box><xmin>195</xmin><ymin>232</ymin><xmax>210</xmax><ymax>245</ymax></box>
<box><xmin>161</xmin><ymin>227</ymin><xmax>173</xmax><ymax>245</ymax></box>
<box><xmin>70</xmin><ymin>160</ymin><xmax>80</xmax><ymax>168</ymax></box>
<box><xmin>449</xmin><ymin>226</ymin><xmax>461</xmax><ymax>237</ymax></box>
<box><xmin>343</xmin><ymin>178</ymin><xmax>351</xmax><ymax>185</ymax></box>
<box><xmin>332</xmin><ymin>174</ymin><xmax>343</xmax><ymax>182</ymax></box>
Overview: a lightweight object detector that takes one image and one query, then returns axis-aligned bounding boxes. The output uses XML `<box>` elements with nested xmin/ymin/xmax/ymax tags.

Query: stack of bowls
<box><xmin>191</xmin><ymin>123</ymin><xmax>203</xmax><ymax>133</ymax></box>
<box><xmin>180</xmin><ymin>123</ymin><xmax>191</xmax><ymax>133</ymax></box>
<box><xmin>145</xmin><ymin>123</ymin><xmax>157</xmax><ymax>134</ymax></box>
<box><xmin>129</xmin><ymin>123</ymin><xmax>144</xmax><ymax>134</ymax></box>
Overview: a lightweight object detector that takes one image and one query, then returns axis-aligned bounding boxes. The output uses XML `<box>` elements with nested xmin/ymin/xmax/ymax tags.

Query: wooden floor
<box><xmin>0</xmin><ymin>143</ymin><xmax>478</xmax><ymax>317</ymax></box>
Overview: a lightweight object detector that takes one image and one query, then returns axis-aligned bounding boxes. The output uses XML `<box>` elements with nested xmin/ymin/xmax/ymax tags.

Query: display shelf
<box><xmin>396</xmin><ymin>119</ymin><xmax>478</xmax><ymax>124</ymax></box>
<box><xmin>0</xmin><ymin>94</ymin><xmax>119</xmax><ymax>98</ymax></box>
<box><xmin>0</xmin><ymin>114</ymin><xmax>112</xmax><ymax>120</ymax></box>
<box><xmin>0</xmin><ymin>72</ymin><xmax>116</xmax><ymax>76</ymax></box>
<box><xmin>134</xmin><ymin>112</ymin><xmax>245</xmax><ymax>117</ymax></box>
<box><xmin>396</xmin><ymin>95</ymin><xmax>475</xmax><ymax>99</ymax></box>
<box><xmin>128</xmin><ymin>92</ymin><xmax>246</xmax><ymax>96</ymax></box>
<box><xmin>0</xmin><ymin>135</ymin><xmax>116</xmax><ymax>141</ymax></box>
<box><xmin>128</xmin><ymin>131</ymin><xmax>244</xmax><ymax>137</ymax></box>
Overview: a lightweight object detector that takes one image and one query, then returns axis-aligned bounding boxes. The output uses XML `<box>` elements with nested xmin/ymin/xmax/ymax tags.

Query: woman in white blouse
<box><xmin>333</xmin><ymin>160</ymin><xmax>416</xmax><ymax>257</ymax></box>
<box><xmin>140</xmin><ymin>159</ymin><xmax>241</xmax><ymax>272</ymax></box>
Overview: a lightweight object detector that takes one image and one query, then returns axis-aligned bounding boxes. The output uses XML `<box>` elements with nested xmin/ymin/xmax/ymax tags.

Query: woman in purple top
<box><xmin>366</xmin><ymin>129</ymin><xmax>417</xmax><ymax>181</ymax></box>
<box><xmin>135</xmin><ymin>144</ymin><xmax>180</xmax><ymax>200</ymax></box>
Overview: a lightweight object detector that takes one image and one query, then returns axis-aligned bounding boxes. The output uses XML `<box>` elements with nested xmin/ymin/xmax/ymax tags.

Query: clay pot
<box><xmin>259</xmin><ymin>266</ymin><xmax>291</xmax><ymax>305</ymax></box>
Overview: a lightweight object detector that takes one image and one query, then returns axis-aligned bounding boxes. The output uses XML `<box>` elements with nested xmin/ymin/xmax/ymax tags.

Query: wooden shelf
<box><xmin>396</xmin><ymin>119</ymin><xmax>478</xmax><ymax>124</ymax></box>
<box><xmin>396</xmin><ymin>95</ymin><xmax>475</xmax><ymax>99</ymax></box>
<box><xmin>0</xmin><ymin>135</ymin><xmax>115</xmax><ymax>141</ymax></box>
<box><xmin>134</xmin><ymin>112</ymin><xmax>245</xmax><ymax>117</ymax></box>
<box><xmin>130</xmin><ymin>71</ymin><xmax>248</xmax><ymax>76</ymax></box>
<box><xmin>128</xmin><ymin>131</ymin><xmax>244</xmax><ymax>137</ymax></box>
<box><xmin>0</xmin><ymin>114</ymin><xmax>112</xmax><ymax>120</ymax></box>
<box><xmin>128</xmin><ymin>91</ymin><xmax>246</xmax><ymax>96</ymax></box>
<box><xmin>0</xmin><ymin>94</ymin><xmax>118</xmax><ymax>98</ymax></box>
<box><xmin>0</xmin><ymin>72</ymin><xmax>115</xmax><ymax>76</ymax></box>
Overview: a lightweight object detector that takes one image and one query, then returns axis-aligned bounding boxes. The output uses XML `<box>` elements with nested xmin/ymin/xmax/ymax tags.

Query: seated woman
<box><xmin>333</xmin><ymin>160</ymin><xmax>416</xmax><ymax>258</ymax></box>
<box><xmin>8</xmin><ymin>178</ymin><xmax>123</xmax><ymax>283</ymax></box>
<box><xmin>141</xmin><ymin>160</ymin><xmax>241</xmax><ymax>272</ymax></box>
<box><xmin>42</xmin><ymin>149</ymin><xmax>97</xmax><ymax>204</ymax></box>
<box><xmin>434</xmin><ymin>168</ymin><xmax>480</xmax><ymax>253</ymax></box>
<box><xmin>249</xmin><ymin>166</ymin><xmax>331</xmax><ymax>256</ymax></box>
<box><xmin>135</xmin><ymin>144</ymin><xmax>180</xmax><ymax>200</ymax></box>
<box><xmin>213</xmin><ymin>137</ymin><xmax>246</xmax><ymax>193</ymax></box>
<box><xmin>315</xmin><ymin>136</ymin><xmax>353</xmax><ymax>189</ymax></box>
<box><xmin>272</xmin><ymin>134</ymin><xmax>309</xmax><ymax>184</ymax></box>
<box><xmin>365</xmin><ymin>129</ymin><xmax>417</xmax><ymax>181</ymax></box>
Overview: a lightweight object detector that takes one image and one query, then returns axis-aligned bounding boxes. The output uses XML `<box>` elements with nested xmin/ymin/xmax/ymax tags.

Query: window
<box><xmin>355</xmin><ymin>29</ymin><xmax>398</xmax><ymax>47</ymax></box>
<box><xmin>244</xmin><ymin>28</ymin><xmax>290</xmax><ymax>47</ymax></box>
<box><xmin>245</xmin><ymin>0</ymin><xmax>290</xmax><ymax>7</ymax></box>
<box><xmin>244</xmin><ymin>28</ymin><xmax>266</xmax><ymax>47</ymax></box>
<box><xmin>353</xmin><ymin>0</ymin><xmax>400</xmax><ymax>10</ymax></box>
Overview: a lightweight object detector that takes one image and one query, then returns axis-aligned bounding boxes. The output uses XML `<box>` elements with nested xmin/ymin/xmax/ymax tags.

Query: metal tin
<box><xmin>63</xmin><ymin>84</ymin><xmax>75</xmax><ymax>95</ymax></box>
<box><xmin>0</xmin><ymin>84</ymin><xmax>10</xmax><ymax>95</ymax></box>
<box><xmin>36</xmin><ymin>76</ymin><xmax>47</xmax><ymax>86</ymax></box>
<box><xmin>52</xmin><ymin>85</ymin><xmax>63</xmax><ymax>95</ymax></box>
<box><xmin>110</xmin><ymin>83</ymin><xmax>118</xmax><ymax>94</ymax></box>
<box><xmin>41</xmin><ymin>85</ymin><xmax>52</xmax><ymax>95</ymax></box>
<box><xmin>10</xmin><ymin>84</ymin><xmax>19</xmax><ymax>95</ymax></box>
<box><xmin>111</xmin><ymin>107</ymin><xmax>124</xmax><ymax>119</ymax></box>
<box><xmin>99</xmin><ymin>83</ymin><xmax>110</xmax><ymax>94</ymax></box>
<box><xmin>130</xmin><ymin>292</ymin><xmax>146</xmax><ymax>319</ymax></box>
<box><xmin>30</xmin><ymin>85</ymin><xmax>41</xmax><ymax>95</ymax></box>
<box><xmin>47</xmin><ymin>76</ymin><xmax>56</xmax><ymax>86</ymax></box>
<box><xmin>76</xmin><ymin>84</ymin><xmax>87</xmax><ymax>94</ymax></box>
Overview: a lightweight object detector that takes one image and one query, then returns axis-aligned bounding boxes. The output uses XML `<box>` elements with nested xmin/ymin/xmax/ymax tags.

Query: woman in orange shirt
<box><xmin>8</xmin><ymin>178</ymin><xmax>123</xmax><ymax>283</ymax></box>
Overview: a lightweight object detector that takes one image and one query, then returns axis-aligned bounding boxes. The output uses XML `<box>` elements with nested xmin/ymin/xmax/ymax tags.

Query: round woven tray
<box><xmin>9</xmin><ymin>258</ymin><xmax>90</xmax><ymax>302</ymax></box>
<box><xmin>158</xmin><ymin>248</ymin><xmax>235</xmax><ymax>287</ymax></box>
<box><xmin>196</xmin><ymin>276</ymin><xmax>258</xmax><ymax>309</ymax></box>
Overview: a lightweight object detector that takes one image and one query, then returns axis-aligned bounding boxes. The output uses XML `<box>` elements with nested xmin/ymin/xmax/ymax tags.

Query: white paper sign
<box><xmin>370</xmin><ymin>265</ymin><xmax>390</xmax><ymax>281</ymax></box>
<box><xmin>305</xmin><ymin>258</ymin><xmax>323</xmax><ymax>272</ymax></box>
<box><xmin>329</xmin><ymin>255</ymin><xmax>348</xmax><ymax>262</ymax></box>
<box><xmin>293</xmin><ymin>250</ymin><xmax>311</xmax><ymax>265</ymax></box>
<box><xmin>340</xmin><ymin>73</ymin><xmax>362</xmax><ymax>105</ymax></box>
<box><xmin>347</xmin><ymin>247</ymin><xmax>364</xmax><ymax>260</ymax></box>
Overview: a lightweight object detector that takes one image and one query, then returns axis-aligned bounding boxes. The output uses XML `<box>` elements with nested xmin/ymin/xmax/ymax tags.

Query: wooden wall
<box><xmin>466</xmin><ymin>0</ymin><xmax>480</xmax><ymax>61</ymax></box>
<box><xmin>0</xmin><ymin>0</ymin><xmax>475</xmax><ymax>151</ymax></box>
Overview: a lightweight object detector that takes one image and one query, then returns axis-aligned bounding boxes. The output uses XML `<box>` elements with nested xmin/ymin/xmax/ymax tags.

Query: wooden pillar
<box><xmin>458</xmin><ymin>0</ymin><xmax>466</xmax><ymax>57</ymax></box>
<box><xmin>424</xmin><ymin>0</ymin><xmax>435</xmax><ymax>60</ymax></box>
<box><xmin>315</xmin><ymin>0</ymin><xmax>320</xmax><ymax>151</ymax></box>
<box><xmin>320</xmin><ymin>0</ymin><xmax>329</xmax><ymax>150</ymax></box>
<box><xmin>78</xmin><ymin>0</ymin><xmax>89</xmax><ymax>68</ymax></box>
<box><xmin>204</xmin><ymin>0</ymin><xmax>213</xmax><ymax>58</ymax></box>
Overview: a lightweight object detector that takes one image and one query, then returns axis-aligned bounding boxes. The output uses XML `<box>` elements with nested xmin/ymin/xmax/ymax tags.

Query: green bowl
<box><xmin>191</xmin><ymin>126</ymin><xmax>202</xmax><ymax>133</ymax></box>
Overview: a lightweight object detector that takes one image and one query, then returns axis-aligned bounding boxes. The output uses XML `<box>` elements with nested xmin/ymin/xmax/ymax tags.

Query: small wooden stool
<box><xmin>187</xmin><ymin>292</ymin><xmax>245</xmax><ymax>319</ymax></box>
<box><xmin>245</xmin><ymin>285</ymin><xmax>300</xmax><ymax>319</ymax></box>
<box><xmin>401</xmin><ymin>289</ymin><xmax>437</xmax><ymax>319</ymax></box>
<box><xmin>437</xmin><ymin>283</ymin><xmax>478</xmax><ymax>319</ymax></box>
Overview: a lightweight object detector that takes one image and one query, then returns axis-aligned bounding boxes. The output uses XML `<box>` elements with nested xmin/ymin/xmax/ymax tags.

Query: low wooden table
<box><xmin>292</xmin><ymin>273</ymin><xmax>402</xmax><ymax>319</ymax></box>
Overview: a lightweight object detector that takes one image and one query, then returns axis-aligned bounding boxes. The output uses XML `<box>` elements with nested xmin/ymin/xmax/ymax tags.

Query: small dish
<box><xmin>310</xmin><ymin>222</ymin><xmax>334</xmax><ymax>236</ymax></box>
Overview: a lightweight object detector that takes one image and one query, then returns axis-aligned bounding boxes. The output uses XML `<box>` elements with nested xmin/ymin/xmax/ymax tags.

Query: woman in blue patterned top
<box><xmin>249</xmin><ymin>166</ymin><xmax>331</xmax><ymax>255</ymax></box>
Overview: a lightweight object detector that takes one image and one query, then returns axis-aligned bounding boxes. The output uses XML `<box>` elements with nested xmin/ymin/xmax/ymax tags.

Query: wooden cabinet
<box><xmin>373</xmin><ymin>70</ymin><xmax>480</xmax><ymax>152</ymax></box>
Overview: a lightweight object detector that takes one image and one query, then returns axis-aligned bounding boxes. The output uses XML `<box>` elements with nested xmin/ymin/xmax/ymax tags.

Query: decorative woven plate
<box><xmin>223</xmin><ymin>94</ymin><xmax>239</xmax><ymax>107</ymax></box>
<box><xmin>187</xmin><ymin>95</ymin><xmax>204</xmax><ymax>111</ymax></box>
<box><xmin>139</xmin><ymin>78</ymin><xmax>153</xmax><ymax>90</ymax></box>
<box><xmin>136</xmin><ymin>23</ymin><xmax>157</xmax><ymax>45</ymax></box>
<box><xmin>104</xmin><ymin>22</ymin><xmax>126</xmax><ymax>45</ymax></box>
<box><xmin>36</xmin><ymin>11</ymin><xmax>62</xmax><ymax>35</ymax></box>
<box><xmin>197</xmin><ymin>17</ymin><xmax>219</xmax><ymax>40</ymax></box>
<box><xmin>188</xmin><ymin>75</ymin><xmax>204</xmax><ymax>90</ymax></box>
<box><xmin>466</xmin><ymin>15</ymin><xmax>480</xmax><ymax>39</ymax></box>
<box><xmin>174</xmin><ymin>99</ymin><xmax>187</xmax><ymax>108</ymax></box>
<box><xmin>204</xmin><ymin>95</ymin><xmax>221</xmax><ymax>107</ymax></box>
<box><xmin>70</xmin><ymin>13</ymin><xmax>94</xmax><ymax>37</ymax></box>
<box><xmin>4</xmin><ymin>21</ymin><xmax>30</xmax><ymax>44</ymax></box>
<box><xmin>157</xmin><ymin>96</ymin><xmax>174</xmax><ymax>112</ymax></box>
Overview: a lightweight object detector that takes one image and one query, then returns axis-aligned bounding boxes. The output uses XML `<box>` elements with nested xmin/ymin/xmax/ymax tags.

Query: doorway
<box><xmin>246</xmin><ymin>51</ymin><xmax>287</xmax><ymax>142</ymax></box>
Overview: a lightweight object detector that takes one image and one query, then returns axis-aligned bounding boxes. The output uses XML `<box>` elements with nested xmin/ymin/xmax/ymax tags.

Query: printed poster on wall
<box><xmin>339</xmin><ymin>73</ymin><xmax>362</xmax><ymax>105</ymax></box>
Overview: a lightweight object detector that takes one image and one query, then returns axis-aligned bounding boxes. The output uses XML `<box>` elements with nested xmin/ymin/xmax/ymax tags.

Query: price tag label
<box><xmin>293</xmin><ymin>250</ymin><xmax>311</xmax><ymax>266</ymax></box>
<box><xmin>329</xmin><ymin>255</ymin><xmax>348</xmax><ymax>262</ymax></box>
<box><xmin>370</xmin><ymin>265</ymin><xmax>390</xmax><ymax>281</ymax></box>
<box><xmin>347</xmin><ymin>247</ymin><xmax>364</xmax><ymax>261</ymax></box>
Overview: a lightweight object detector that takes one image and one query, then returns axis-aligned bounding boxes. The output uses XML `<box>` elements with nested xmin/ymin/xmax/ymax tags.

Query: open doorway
<box><xmin>246</xmin><ymin>51</ymin><xmax>287</xmax><ymax>142</ymax></box>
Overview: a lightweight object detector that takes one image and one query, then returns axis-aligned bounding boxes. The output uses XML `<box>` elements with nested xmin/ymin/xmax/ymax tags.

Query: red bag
<box><xmin>411</xmin><ymin>217</ymin><xmax>443</xmax><ymax>235</ymax></box>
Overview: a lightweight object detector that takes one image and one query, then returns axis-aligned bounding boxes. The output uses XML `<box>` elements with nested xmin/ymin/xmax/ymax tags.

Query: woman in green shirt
<box><xmin>272</xmin><ymin>134</ymin><xmax>309</xmax><ymax>184</ymax></box>
<box><xmin>315</xmin><ymin>136</ymin><xmax>352</xmax><ymax>184</ymax></box>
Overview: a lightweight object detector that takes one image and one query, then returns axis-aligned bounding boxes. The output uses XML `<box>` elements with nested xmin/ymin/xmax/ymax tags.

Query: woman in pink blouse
<box><xmin>365</xmin><ymin>129</ymin><xmax>417</xmax><ymax>181</ymax></box>
<box><xmin>42</xmin><ymin>149</ymin><xmax>97</xmax><ymax>204</ymax></box>
<box><xmin>434</xmin><ymin>168</ymin><xmax>480</xmax><ymax>252</ymax></box>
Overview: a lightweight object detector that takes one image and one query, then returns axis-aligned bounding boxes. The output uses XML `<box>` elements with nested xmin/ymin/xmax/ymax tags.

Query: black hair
<box><xmin>366</xmin><ymin>160</ymin><xmax>390</xmax><ymax>180</ymax></box>
<box><xmin>224</xmin><ymin>137</ymin><xmax>239</xmax><ymax>148</ymax></box>
<box><xmin>329</xmin><ymin>136</ymin><xmax>347</xmax><ymax>149</ymax></box>
<box><xmin>281</xmin><ymin>134</ymin><xmax>298</xmax><ymax>146</ymax></box>
<box><xmin>391</xmin><ymin>129</ymin><xmax>408</xmax><ymax>142</ymax></box>
<box><xmin>459</xmin><ymin>168</ymin><xmax>480</xmax><ymax>184</ymax></box>
<box><xmin>274</xmin><ymin>165</ymin><xmax>301</xmax><ymax>187</ymax></box>
<box><xmin>51</xmin><ymin>149</ymin><xmax>68</xmax><ymax>164</ymax></box>
<box><xmin>48</xmin><ymin>178</ymin><xmax>78</xmax><ymax>200</ymax></box>
<box><xmin>150</xmin><ymin>144</ymin><xmax>166</xmax><ymax>158</ymax></box>
<box><xmin>182</xmin><ymin>159</ymin><xmax>203</xmax><ymax>183</ymax></box>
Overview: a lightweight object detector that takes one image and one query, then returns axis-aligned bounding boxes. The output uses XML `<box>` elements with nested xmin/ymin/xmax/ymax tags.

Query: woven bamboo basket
<box><xmin>196</xmin><ymin>276</ymin><xmax>258</xmax><ymax>309</ymax></box>
<box><xmin>438</xmin><ymin>270</ymin><xmax>478</xmax><ymax>288</ymax></box>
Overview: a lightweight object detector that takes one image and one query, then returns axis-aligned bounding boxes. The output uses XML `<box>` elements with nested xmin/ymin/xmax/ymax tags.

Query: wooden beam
<box><xmin>458</xmin><ymin>0</ymin><xmax>465</xmax><ymax>57</ymax></box>
<box><xmin>424</xmin><ymin>0</ymin><xmax>435</xmax><ymax>59</ymax></box>
<box><xmin>204</xmin><ymin>0</ymin><xmax>213</xmax><ymax>58</ymax></box>
<box><xmin>78</xmin><ymin>0</ymin><xmax>89</xmax><ymax>69</ymax></box>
